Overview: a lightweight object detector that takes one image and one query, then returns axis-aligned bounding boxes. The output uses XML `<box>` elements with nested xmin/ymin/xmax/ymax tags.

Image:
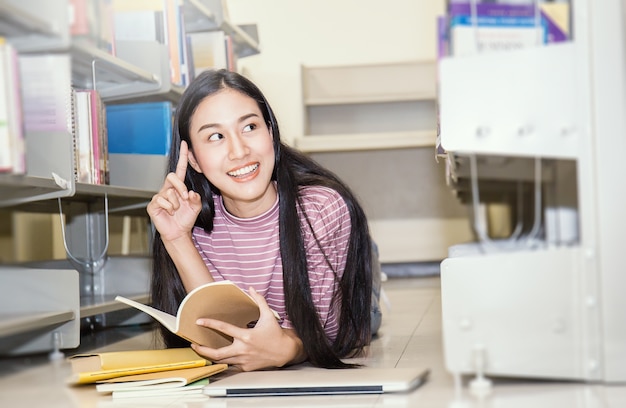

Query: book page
<box><xmin>96</xmin><ymin>364</ymin><xmax>227</xmax><ymax>392</ymax></box>
<box><xmin>114</xmin><ymin>296</ymin><xmax>176</xmax><ymax>332</ymax></box>
<box><xmin>111</xmin><ymin>379</ymin><xmax>208</xmax><ymax>399</ymax></box>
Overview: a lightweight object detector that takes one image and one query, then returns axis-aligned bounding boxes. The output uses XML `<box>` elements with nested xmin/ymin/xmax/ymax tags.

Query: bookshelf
<box><xmin>183</xmin><ymin>0</ymin><xmax>260</xmax><ymax>58</ymax></box>
<box><xmin>0</xmin><ymin>0</ymin><xmax>260</xmax><ymax>356</ymax></box>
<box><xmin>438</xmin><ymin>0</ymin><xmax>626</xmax><ymax>382</ymax></box>
<box><xmin>297</xmin><ymin>60</ymin><xmax>473</xmax><ymax>263</ymax></box>
<box><xmin>0</xmin><ymin>267</ymin><xmax>79</xmax><ymax>355</ymax></box>
<box><xmin>297</xmin><ymin>60</ymin><xmax>437</xmax><ymax>153</ymax></box>
<box><xmin>70</xmin><ymin>40</ymin><xmax>168</xmax><ymax>102</ymax></box>
<box><xmin>0</xmin><ymin>0</ymin><xmax>70</xmax><ymax>53</ymax></box>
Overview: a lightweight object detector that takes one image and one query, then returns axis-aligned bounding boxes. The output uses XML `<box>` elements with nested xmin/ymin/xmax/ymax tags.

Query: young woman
<box><xmin>147</xmin><ymin>69</ymin><xmax>381</xmax><ymax>371</ymax></box>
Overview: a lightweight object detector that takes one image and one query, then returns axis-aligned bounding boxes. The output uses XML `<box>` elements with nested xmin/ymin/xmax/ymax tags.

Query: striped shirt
<box><xmin>191</xmin><ymin>185</ymin><xmax>351</xmax><ymax>340</ymax></box>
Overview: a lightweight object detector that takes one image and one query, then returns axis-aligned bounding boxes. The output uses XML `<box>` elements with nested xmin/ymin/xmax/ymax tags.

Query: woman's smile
<box><xmin>227</xmin><ymin>162</ymin><xmax>260</xmax><ymax>179</ymax></box>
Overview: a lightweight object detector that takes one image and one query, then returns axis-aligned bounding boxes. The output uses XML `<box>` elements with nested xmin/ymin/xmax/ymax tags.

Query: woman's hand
<box><xmin>191</xmin><ymin>288</ymin><xmax>307</xmax><ymax>371</ymax></box>
<box><xmin>147</xmin><ymin>141</ymin><xmax>202</xmax><ymax>242</ymax></box>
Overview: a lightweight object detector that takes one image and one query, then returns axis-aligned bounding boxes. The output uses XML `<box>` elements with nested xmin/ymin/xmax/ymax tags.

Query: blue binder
<box><xmin>106</xmin><ymin>101</ymin><xmax>173</xmax><ymax>155</ymax></box>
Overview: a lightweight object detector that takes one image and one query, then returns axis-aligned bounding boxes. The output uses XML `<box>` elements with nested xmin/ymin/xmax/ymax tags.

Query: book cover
<box><xmin>164</xmin><ymin>0</ymin><xmax>183</xmax><ymax>85</ymax></box>
<box><xmin>113</xmin><ymin>9</ymin><xmax>166</xmax><ymax>43</ymax></box>
<box><xmin>18</xmin><ymin>54</ymin><xmax>73</xmax><ymax>133</ymax></box>
<box><xmin>86</xmin><ymin>89</ymin><xmax>108</xmax><ymax>184</ymax></box>
<box><xmin>225</xmin><ymin>34</ymin><xmax>237</xmax><ymax>72</ymax></box>
<box><xmin>0</xmin><ymin>38</ymin><xmax>25</xmax><ymax>174</ymax></box>
<box><xmin>110</xmin><ymin>0</ymin><xmax>167</xmax><ymax>43</ymax></box>
<box><xmin>74</xmin><ymin>91</ymin><xmax>94</xmax><ymax>183</ymax></box>
<box><xmin>87</xmin><ymin>90</ymin><xmax>100</xmax><ymax>184</ymax></box>
<box><xmin>69</xmin><ymin>88</ymin><xmax>79</xmax><ymax>182</ymax></box>
<box><xmin>177</xmin><ymin>1</ymin><xmax>191</xmax><ymax>86</ymax></box>
<box><xmin>115</xmin><ymin>280</ymin><xmax>272</xmax><ymax>348</ymax></box>
<box><xmin>4</xmin><ymin>41</ymin><xmax>25</xmax><ymax>174</ymax></box>
<box><xmin>68</xmin><ymin>347</ymin><xmax>210</xmax><ymax>385</ymax></box>
<box><xmin>0</xmin><ymin>39</ymin><xmax>11</xmax><ymax>172</ymax></box>
<box><xmin>95</xmin><ymin>363</ymin><xmax>228</xmax><ymax>396</ymax></box>
<box><xmin>106</xmin><ymin>101</ymin><xmax>172</xmax><ymax>156</ymax></box>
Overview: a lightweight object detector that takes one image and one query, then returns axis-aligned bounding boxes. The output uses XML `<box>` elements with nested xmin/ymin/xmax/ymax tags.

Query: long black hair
<box><xmin>151</xmin><ymin>69</ymin><xmax>372</xmax><ymax>369</ymax></box>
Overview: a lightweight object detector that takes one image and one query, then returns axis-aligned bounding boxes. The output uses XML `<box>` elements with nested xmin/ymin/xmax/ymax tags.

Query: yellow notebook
<box><xmin>68</xmin><ymin>348</ymin><xmax>209</xmax><ymax>385</ymax></box>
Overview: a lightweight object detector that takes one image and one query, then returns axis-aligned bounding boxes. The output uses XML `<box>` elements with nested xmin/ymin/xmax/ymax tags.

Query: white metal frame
<box><xmin>439</xmin><ymin>0</ymin><xmax>626</xmax><ymax>382</ymax></box>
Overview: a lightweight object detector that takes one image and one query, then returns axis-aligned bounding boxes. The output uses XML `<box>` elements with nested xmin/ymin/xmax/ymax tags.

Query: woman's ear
<box><xmin>188</xmin><ymin>149</ymin><xmax>202</xmax><ymax>173</ymax></box>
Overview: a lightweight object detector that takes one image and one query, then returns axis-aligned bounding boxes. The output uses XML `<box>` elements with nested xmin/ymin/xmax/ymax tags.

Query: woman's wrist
<box><xmin>280</xmin><ymin>329</ymin><xmax>307</xmax><ymax>367</ymax></box>
<box><xmin>161</xmin><ymin>230</ymin><xmax>194</xmax><ymax>248</ymax></box>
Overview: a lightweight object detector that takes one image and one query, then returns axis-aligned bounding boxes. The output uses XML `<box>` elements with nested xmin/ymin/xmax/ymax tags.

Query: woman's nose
<box><xmin>228</xmin><ymin>134</ymin><xmax>248</xmax><ymax>160</ymax></box>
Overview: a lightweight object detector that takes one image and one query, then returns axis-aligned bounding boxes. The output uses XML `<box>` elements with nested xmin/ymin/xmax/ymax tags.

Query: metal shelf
<box><xmin>0</xmin><ymin>310</ymin><xmax>75</xmax><ymax>338</ymax></box>
<box><xmin>70</xmin><ymin>41</ymin><xmax>161</xmax><ymax>100</ymax></box>
<box><xmin>295</xmin><ymin>130</ymin><xmax>436</xmax><ymax>153</ymax></box>
<box><xmin>81</xmin><ymin>293</ymin><xmax>149</xmax><ymax>318</ymax></box>
<box><xmin>0</xmin><ymin>177</ymin><xmax>155</xmax><ymax>216</ymax></box>
<box><xmin>0</xmin><ymin>174</ymin><xmax>74</xmax><ymax>208</ymax></box>
<box><xmin>183</xmin><ymin>0</ymin><xmax>260</xmax><ymax>57</ymax></box>
<box><xmin>0</xmin><ymin>0</ymin><xmax>70</xmax><ymax>52</ymax></box>
<box><xmin>0</xmin><ymin>267</ymin><xmax>80</xmax><ymax>355</ymax></box>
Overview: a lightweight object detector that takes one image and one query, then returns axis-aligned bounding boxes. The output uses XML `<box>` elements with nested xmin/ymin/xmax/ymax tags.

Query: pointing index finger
<box><xmin>176</xmin><ymin>140</ymin><xmax>190</xmax><ymax>181</ymax></box>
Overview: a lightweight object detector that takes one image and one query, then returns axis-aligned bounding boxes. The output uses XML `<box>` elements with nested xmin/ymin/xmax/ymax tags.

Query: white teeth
<box><xmin>228</xmin><ymin>163</ymin><xmax>259</xmax><ymax>177</ymax></box>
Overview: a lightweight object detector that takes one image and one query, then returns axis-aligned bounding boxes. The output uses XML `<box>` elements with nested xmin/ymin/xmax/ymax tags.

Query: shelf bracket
<box><xmin>92</xmin><ymin>58</ymin><xmax>98</xmax><ymax>91</ymax></box>
<box><xmin>57</xmin><ymin>194</ymin><xmax>110</xmax><ymax>275</ymax></box>
<box><xmin>468</xmin><ymin>154</ymin><xmax>542</xmax><ymax>253</ymax></box>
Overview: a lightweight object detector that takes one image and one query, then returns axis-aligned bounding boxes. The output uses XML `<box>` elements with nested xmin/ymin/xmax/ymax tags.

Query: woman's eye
<box><xmin>208</xmin><ymin>133</ymin><xmax>223</xmax><ymax>141</ymax></box>
<box><xmin>243</xmin><ymin>124</ymin><xmax>256</xmax><ymax>132</ymax></box>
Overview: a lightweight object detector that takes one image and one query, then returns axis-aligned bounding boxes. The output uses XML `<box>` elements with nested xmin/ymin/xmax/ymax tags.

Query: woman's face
<box><xmin>187</xmin><ymin>88</ymin><xmax>277</xmax><ymax>218</ymax></box>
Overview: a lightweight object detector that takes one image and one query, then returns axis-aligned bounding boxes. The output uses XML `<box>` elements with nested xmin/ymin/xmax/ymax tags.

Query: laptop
<box><xmin>203</xmin><ymin>366</ymin><xmax>430</xmax><ymax>397</ymax></box>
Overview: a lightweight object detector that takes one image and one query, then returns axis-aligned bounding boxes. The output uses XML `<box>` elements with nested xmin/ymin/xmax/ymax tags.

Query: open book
<box><xmin>116</xmin><ymin>280</ymin><xmax>270</xmax><ymax>348</ymax></box>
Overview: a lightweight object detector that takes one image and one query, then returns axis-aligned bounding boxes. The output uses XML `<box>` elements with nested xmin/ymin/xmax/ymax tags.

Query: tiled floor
<box><xmin>2</xmin><ymin>276</ymin><xmax>626</xmax><ymax>407</ymax></box>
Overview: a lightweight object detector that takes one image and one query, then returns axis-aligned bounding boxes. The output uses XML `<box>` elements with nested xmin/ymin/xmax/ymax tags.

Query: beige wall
<box><xmin>227</xmin><ymin>0</ymin><xmax>472</xmax><ymax>262</ymax></box>
<box><xmin>227</xmin><ymin>0</ymin><xmax>446</xmax><ymax>144</ymax></box>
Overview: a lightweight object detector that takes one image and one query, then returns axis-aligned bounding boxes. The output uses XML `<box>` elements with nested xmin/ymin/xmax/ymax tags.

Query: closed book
<box><xmin>106</xmin><ymin>101</ymin><xmax>172</xmax><ymax>190</ymax></box>
<box><xmin>68</xmin><ymin>347</ymin><xmax>208</xmax><ymax>385</ymax></box>
<box><xmin>74</xmin><ymin>90</ymin><xmax>94</xmax><ymax>183</ymax></box>
<box><xmin>113</xmin><ymin>9</ymin><xmax>166</xmax><ymax>44</ymax></box>
<box><xmin>86</xmin><ymin>89</ymin><xmax>108</xmax><ymax>184</ymax></box>
<box><xmin>3</xmin><ymin>40</ymin><xmax>25</xmax><ymax>174</ymax></box>
<box><xmin>106</xmin><ymin>101</ymin><xmax>172</xmax><ymax>155</ymax></box>
<box><xmin>110</xmin><ymin>378</ymin><xmax>209</xmax><ymax>399</ymax></box>
<box><xmin>18</xmin><ymin>53</ymin><xmax>73</xmax><ymax>133</ymax></box>
<box><xmin>0</xmin><ymin>45</ymin><xmax>10</xmax><ymax>172</ymax></box>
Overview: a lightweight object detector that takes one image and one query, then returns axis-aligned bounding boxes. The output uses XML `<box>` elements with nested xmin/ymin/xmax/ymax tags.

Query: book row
<box><xmin>0</xmin><ymin>42</ymin><xmax>174</xmax><ymax>186</ymax></box>
<box><xmin>69</xmin><ymin>0</ymin><xmax>238</xmax><ymax>87</ymax></box>
<box><xmin>438</xmin><ymin>0</ymin><xmax>571</xmax><ymax>58</ymax></box>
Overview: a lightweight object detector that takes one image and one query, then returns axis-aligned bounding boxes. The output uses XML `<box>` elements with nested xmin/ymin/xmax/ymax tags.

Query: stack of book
<box><xmin>67</xmin><ymin>347</ymin><xmax>227</xmax><ymax>400</ymax></box>
<box><xmin>439</xmin><ymin>1</ymin><xmax>571</xmax><ymax>57</ymax></box>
